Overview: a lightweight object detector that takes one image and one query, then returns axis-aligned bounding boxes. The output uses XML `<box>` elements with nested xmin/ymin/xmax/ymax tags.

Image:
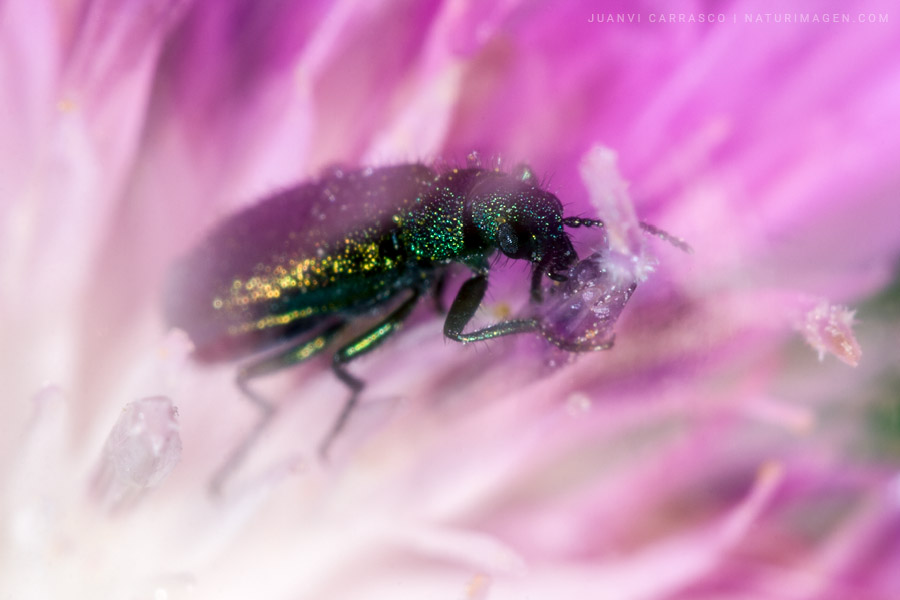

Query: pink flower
<box><xmin>2</xmin><ymin>0</ymin><xmax>899</xmax><ymax>598</ymax></box>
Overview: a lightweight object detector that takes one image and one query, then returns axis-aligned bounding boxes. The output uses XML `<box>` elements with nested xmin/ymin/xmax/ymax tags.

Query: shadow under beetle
<box><xmin>166</xmin><ymin>161</ymin><xmax>621</xmax><ymax>491</ymax></box>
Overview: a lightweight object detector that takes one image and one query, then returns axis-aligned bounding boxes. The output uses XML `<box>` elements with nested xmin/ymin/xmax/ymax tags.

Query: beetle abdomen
<box><xmin>165</xmin><ymin>164</ymin><xmax>439</xmax><ymax>359</ymax></box>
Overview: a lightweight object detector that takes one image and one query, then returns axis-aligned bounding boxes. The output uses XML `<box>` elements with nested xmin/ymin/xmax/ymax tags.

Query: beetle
<box><xmin>165</xmin><ymin>161</ymin><xmax>611</xmax><ymax>488</ymax></box>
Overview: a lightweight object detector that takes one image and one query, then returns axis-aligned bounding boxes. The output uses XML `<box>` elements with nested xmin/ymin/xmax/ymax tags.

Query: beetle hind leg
<box><xmin>211</xmin><ymin>321</ymin><xmax>344</xmax><ymax>495</ymax></box>
<box><xmin>320</xmin><ymin>289</ymin><xmax>421</xmax><ymax>459</ymax></box>
<box><xmin>213</xmin><ymin>290</ymin><xmax>422</xmax><ymax>492</ymax></box>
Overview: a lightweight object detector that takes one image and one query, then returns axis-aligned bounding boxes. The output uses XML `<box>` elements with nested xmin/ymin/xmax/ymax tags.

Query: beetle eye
<box><xmin>498</xmin><ymin>222</ymin><xmax>519</xmax><ymax>256</ymax></box>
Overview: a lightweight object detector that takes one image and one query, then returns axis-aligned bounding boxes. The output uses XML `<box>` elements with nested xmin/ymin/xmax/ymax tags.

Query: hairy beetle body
<box><xmin>165</xmin><ymin>161</ymin><xmax>614</xmax><ymax>491</ymax></box>
<box><xmin>166</xmin><ymin>164</ymin><xmax>576</xmax><ymax>361</ymax></box>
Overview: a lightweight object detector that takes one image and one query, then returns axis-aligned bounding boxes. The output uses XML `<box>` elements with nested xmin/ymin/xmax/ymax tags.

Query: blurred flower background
<box><xmin>2</xmin><ymin>0</ymin><xmax>900</xmax><ymax>598</ymax></box>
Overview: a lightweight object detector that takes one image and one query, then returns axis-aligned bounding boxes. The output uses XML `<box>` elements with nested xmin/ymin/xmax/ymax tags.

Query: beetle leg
<box><xmin>530</xmin><ymin>266</ymin><xmax>545</xmax><ymax>303</ymax></box>
<box><xmin>530</xmin><ymin>254</ymin><xmax>559</xmax><ymax>303</ymax></box>
<box><xmin>322</xmin><ymin>289</ymin><xmax>422</xmax><ymax>458</ymax></box>
<box><xmin>210</xmin><ymin>321</ymin><xmax>344</xmax><ymax>495</ymax></box>
<box><xmin>432</xmin><ymin>270</ymin><xmax>448</xmax><ymax>314</ymax></box>
<box><xmin>444</xmin><ymin>274</ymin><xmax>540</xmax><ymax>342</ymax></box>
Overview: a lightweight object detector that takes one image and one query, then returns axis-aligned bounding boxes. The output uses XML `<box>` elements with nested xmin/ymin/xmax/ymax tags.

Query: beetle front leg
<box><xmin>444</xmin><ymin>274</ymin><xmax>540</xmax><ymax>342</ymax></box>
<box><xmin>530</xmin><ymin>267</ymin><xmax>545</xmax><ymax>303</ymax></box>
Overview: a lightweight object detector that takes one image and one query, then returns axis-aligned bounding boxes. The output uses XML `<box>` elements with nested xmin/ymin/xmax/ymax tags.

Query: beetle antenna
<box><xmin>562</xmin><ymin>217</ymin><xmax>604</xmax><ymax>229</ymax></box>
<box><xmin>639</xmin><ymin>221</ymin><xmax>693</xmax><ymax>254</ymax></box>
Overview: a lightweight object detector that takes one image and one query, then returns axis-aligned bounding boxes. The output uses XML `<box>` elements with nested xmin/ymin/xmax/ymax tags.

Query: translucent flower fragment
<box><xmin>800</xmin><ymin>300</ymin><xmax>862</xmax><ymax>367</ymax></box>
<box><xmin>536</xmin><ymin>146</ymin><xmax>677</xmax><ymax>351</ymax></box>
<box><xmin>538</xmin><ymin>251</ymin><xmax>638</xmax><ymax>351</ymax></box>
<box><xmin>578</xmin><ymin>146</ymin><xmax>645</xmax><ymax>256</ymax></box>
<box><xmin>92</xmin><ymin>396</ymin><xmax>182</xmax><ymax>510</ymax></box>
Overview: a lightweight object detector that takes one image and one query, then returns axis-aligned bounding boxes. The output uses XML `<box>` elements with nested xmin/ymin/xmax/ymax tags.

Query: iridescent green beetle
<box><xmin>166</xmin><ymin>161</ymin><xmax>610</xmax><ymax>488</ymax></box>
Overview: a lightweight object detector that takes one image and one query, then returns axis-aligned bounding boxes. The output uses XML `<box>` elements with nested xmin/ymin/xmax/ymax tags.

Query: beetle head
<box><xmin>467</xmin><ymin>173</ymin><xmax>582</xmax><ymax>284</ymax></box>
